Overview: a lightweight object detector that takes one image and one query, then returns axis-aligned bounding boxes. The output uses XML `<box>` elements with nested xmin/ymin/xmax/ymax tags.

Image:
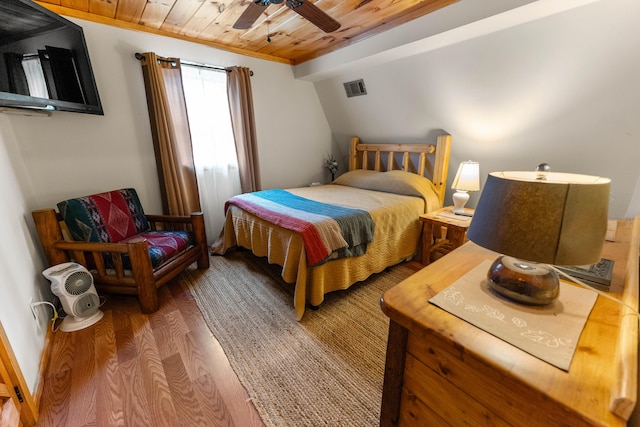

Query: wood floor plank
<box><xmin>169</xmin><ymin>269</ymin><xmax>209</xmax><ymax>326</ymax></box>
<box><xmin>44</xmin><ymin>328</ymin><xmax>75</xmax><ymax>375</ymax></box>
<box><xmin>117</xmin><ymin>356</ymin><xmax>153</xmax><ymax>424</ymax></box>
<box><xmin>152</xmin><ymin>309</ymin><xmax>190</xmax><ymax>360</ymax></box>
<box><xmin>37</xmin><ymin>369</ymin><xmax>71</xmax><ymax>427</ymax></box>
<box><xmin>37</xmin><ymin>330</ymin><xmax>74</xmax><ymax>427</ymax></box>
<box><xmin>193</xmin><ymin>372</ymin><xmax>240</xmax><ymax>427</ymax></box>
<box><xmin>112</xmin><ymin>298</ymin><xmax>138</xmax><ymax>365</ymax></box>
<box><xmin>178</xmin><ymin>324</ymin><xmax>219</xmax><ymax>382</ymax></box>
<box><xmin>66</xmin><ymin>328</ymin><xmax>97</xmax><ymax>426</ymax></box>
<box><xmin>36</xmin><ymin>272</ymin><xmax>264</xmax><ymax>426</ymax></box>
<box><xmin>170</xmin><ymin>276</ymin><xmax>265</xmax><ymax>426</ymax></box>
<box><xmin>188</xmin><ymin>326</ymin><xmax>265</xmax><ymax>427</ymax></box>
<box><xmin>128</xmin><ymin>311</ymin><xmax>180</xmax><ymax>426</ymax></box>
<box><xmin>162</xmin><ymin>352</ymin><xmax>212</xmax><ymax>425</ymax></box>
<box><xmin>148</xmin><ymin>286</ymin><xmax>177</xmax><ymax>330</ymax></box>
<box><xmin>94</xmin><ymin>310</ymin><xmax>126</xmax><ymax>426</ymax></box>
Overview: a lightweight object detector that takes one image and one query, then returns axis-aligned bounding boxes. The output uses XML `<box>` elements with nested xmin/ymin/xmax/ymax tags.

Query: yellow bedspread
<box><xmin>215</xmin><ymin>171</ymin><xmax>441</xmax><ymax>319</ymax></box>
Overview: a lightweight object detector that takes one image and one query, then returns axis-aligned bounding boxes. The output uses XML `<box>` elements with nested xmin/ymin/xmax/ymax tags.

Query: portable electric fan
<box><xmin>43</xmin><ymin>262</ymin><xmax>104</xmax><ymax>332</ymax></box>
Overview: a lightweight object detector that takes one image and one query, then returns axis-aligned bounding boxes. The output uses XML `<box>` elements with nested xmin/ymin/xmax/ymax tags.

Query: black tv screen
<box><xmin>0</xmin><ymin>0</ymin><xmax>103</xmax><ymax>115</ymax></box>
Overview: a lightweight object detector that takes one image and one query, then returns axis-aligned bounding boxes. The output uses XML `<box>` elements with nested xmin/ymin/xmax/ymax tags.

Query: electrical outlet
<box><xmin>30</xmin><ymin>297</ymin><xmax>38</xmax><ymax>321</ymax></box>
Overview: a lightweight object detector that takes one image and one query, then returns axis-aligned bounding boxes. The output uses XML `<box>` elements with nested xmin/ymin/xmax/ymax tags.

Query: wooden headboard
<box><xmin>348</xmin><ymin>135</ymin><xmax>452</xmax><ymax>205</ymax></box>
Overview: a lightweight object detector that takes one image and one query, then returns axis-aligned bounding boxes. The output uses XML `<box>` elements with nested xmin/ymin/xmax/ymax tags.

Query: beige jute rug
<box><xmin>183</xmin><ymin>250</ymin><xmax>415</xmax><ymax>427</ymax></box>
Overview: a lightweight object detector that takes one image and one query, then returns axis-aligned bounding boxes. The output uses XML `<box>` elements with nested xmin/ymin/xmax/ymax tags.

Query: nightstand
<box><xmin>419</xmin><ymin>206</ymin><xmax>474</xmax><ymax>265</ymax></box>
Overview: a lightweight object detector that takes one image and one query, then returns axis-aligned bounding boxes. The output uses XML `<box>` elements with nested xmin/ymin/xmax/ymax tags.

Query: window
<box><xmin>182</xmin><ymin>64</ymin><xmax>241</xmax><ymax>244</ymax></box>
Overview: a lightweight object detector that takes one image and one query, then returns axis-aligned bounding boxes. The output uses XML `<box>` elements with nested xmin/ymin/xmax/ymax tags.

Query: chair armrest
<box><xmin>52</xmin><ymin>238</ymin><xmax>151</xmax><ymax>281</ymax></box>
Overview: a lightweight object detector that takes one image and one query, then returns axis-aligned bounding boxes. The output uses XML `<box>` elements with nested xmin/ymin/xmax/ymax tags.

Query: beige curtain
<box><xmin>140</xmin><ymin>52</ymin><xmax>201</xmax><ymax>216</ymax></box>
<box><xmin>226</xmin><ymin>66</ymin><xmax>261</xmax><ymax>193</ymax></box>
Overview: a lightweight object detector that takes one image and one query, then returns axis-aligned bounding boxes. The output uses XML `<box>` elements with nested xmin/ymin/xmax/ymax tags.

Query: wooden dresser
<box><xmin>380</xmin><ymin>217</ymin><xmax>639</xmax><ymax>426</ymax></box>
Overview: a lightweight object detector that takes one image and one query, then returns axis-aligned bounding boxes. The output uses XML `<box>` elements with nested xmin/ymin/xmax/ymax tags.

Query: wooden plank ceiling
<box><xmin>35</xmin><ymin>0</ymin><xmax>459</xmax><ymax>65</ymax></box>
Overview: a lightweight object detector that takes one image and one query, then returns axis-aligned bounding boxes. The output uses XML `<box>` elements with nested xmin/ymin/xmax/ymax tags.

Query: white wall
<box><xmin>0</xmin><ymin>116</ymin><xmax>50</xmax><ymax>397</ymax></box>
<box><xmin>307</xmin><ymin>0</ymin><xmax>640</xmax><ymax>218</ymax></box>
<box><xmin>0</xmin><ymin>18</ymin><xmax>331</xmax><ymax>394</ymax></box>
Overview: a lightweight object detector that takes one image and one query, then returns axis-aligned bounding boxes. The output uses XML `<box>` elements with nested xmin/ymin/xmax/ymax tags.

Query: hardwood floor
<box><xmin>36</xmin><ymin>273</ymin><xmax>265</xmax><ymax>427</ymax></box>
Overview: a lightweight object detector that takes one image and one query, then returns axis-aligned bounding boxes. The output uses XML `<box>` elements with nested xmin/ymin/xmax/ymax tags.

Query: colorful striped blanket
<box><xmin>225</xmin><ymin>189</ymin><xmax>374</xmax><ymax>265</ymax></box>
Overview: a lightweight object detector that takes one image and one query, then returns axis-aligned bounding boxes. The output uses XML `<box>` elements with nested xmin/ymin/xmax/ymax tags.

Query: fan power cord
<box><xmin>30</xmin><ymin>301</ymin><xmax>61</xmax><ymax>332</ymax></box>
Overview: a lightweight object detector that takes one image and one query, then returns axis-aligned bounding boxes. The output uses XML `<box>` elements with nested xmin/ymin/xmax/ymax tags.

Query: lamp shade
<box><xmin>451</xmin><ymin>161</ymin><xmax>480</xmax><ymax>191</ymax></box>
<box><xmin>467</xmin><ymin>171</ymin><xmax>610</xmax><ymax>266</ymax></box>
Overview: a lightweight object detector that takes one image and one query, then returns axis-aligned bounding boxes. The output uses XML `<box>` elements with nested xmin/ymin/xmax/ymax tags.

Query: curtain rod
<box><xmin>134</xmin><ymin>53</ymin><xmax>253</xmax><ymax>76</ymax></box>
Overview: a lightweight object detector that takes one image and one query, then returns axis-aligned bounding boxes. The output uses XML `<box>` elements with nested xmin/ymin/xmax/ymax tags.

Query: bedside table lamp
<box><xmin>451</xmin><ymin>161</ymin><xmax>480</xmax><ymax>214</ymax></box>
<box><xmin>467</xmin><ymin>170</ymin><xmax>610</xmax><ymax>305</ymax></box>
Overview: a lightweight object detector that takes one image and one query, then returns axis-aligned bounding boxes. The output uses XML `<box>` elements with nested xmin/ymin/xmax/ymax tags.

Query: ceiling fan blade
<box><xmin>233</xmin><ymin>1</ymin><xmax>269</xmax><ymax>30</ymax></box>
<box><xmin>287</xmin><ymin>0</ymin><xmax>341</xmax><ymax>33</ymax></box>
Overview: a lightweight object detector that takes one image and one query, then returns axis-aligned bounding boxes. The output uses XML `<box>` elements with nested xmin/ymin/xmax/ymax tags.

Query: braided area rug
<box><xmin>184</xmin><ymin>250</ymin><xmax>415</xmax><ymax>427</ymax></box>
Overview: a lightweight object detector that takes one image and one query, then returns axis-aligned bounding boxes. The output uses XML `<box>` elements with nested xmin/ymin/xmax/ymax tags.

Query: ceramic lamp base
<box><xmin>487</xmin><ymin>255</ymin><xmax>559</xmax><ymax>305</ymax></box>
<box><xmin>451</xmin><ymin>190</ymin><xmax>469</xmax><ymax>214</ymax></box>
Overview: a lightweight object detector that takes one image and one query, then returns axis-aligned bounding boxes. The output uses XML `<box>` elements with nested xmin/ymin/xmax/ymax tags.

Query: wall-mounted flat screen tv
<box><xmin>0</xmin><ymin>0</ymin><xmax>103</xmax><ymax>115</ymax></box>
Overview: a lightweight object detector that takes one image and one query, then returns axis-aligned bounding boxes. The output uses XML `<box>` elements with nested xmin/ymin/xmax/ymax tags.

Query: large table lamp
<box><xmin>451</xmin><ymin>161</ymin><xmax>480</xmax><ymax>214</ymax></box>
<box><xmin>467</xmin><ymin>170</ymin><xmax>611</xmax><ymax>305</ymax></box>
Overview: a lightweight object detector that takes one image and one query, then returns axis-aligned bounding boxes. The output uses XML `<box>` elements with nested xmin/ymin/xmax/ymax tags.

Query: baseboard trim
<box><xmin>33</xmin><ymin>324</ymin><xmax>55</xmax><ymax>416</ymax></box>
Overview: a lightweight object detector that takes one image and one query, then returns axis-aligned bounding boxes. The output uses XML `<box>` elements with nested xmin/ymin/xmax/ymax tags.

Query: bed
<box><xmin>213</xmin><ymin>135</ymin><xmax>452</xmax><ymax>319</ymax></box>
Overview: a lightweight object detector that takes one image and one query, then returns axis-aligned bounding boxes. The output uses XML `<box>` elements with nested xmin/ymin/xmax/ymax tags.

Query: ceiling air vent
<box><xmin>343</xmin><ymin>79</ymin><xmax>367</xmax><ymax>98</ymax></box>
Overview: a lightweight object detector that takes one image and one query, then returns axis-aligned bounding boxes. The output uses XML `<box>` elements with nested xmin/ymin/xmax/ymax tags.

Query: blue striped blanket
<box><xmin>225</xmin><ymin>189</ymin><xmax>374</xmax><ymax>265</ymax></box>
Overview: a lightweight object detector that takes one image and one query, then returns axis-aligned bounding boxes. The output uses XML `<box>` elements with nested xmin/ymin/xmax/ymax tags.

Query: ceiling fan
<box><xmin>233</xmin><ymin>0</ymin><xmax>341</xmax><ymax>33</ymax></box>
